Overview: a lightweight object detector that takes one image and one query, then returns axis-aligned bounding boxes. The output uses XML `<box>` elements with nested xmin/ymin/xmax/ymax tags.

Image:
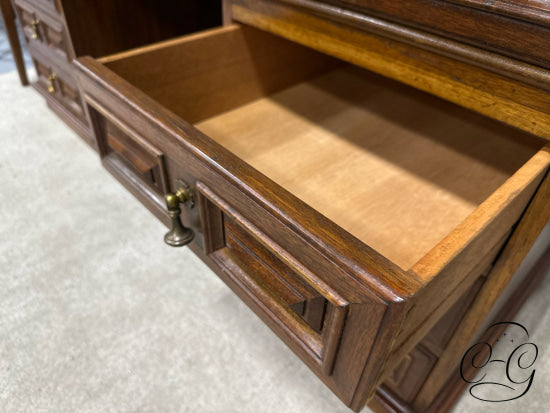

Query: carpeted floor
<box><xmin>0</xmin><ymin>70</ymin><xmax>548</xmax><ymax>412</ymax></box>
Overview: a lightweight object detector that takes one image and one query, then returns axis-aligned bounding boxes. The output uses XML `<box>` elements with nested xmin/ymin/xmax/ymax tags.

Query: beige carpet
<box><xmin>0</xmin><ymin>70</ymin><xmax>548</xmax><ymax>412</ymax></box>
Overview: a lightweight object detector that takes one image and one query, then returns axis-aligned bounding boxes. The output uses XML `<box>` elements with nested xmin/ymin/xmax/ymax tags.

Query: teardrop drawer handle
<box><xmin>31</xmin><ymin>19</ymin><xmax>40</xmax><ymax>39</ymax></box>
<box><xmin>47</xmin><ymin>73</ymin><xmax>56</xmax><ymax>93</ymax></box>
<box><xmin>164</xmin><ymin>181</ymin><xmax>195</xmax><ymax>247</ymax></box>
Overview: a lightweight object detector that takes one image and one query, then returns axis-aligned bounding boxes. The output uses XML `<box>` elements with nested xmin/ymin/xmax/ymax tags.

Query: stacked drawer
<box><xmin>13</xmin><ymin>0</ymin><xmax>94</xmax><ymax>148</ymax></box>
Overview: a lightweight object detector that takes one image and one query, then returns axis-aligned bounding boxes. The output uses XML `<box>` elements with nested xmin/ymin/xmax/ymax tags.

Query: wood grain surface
<box><xmin>231</xmin><ymin>0</ymin><xmax>550</xmax><ymax>141</ymax></box>
<box><xmin>196</xmin><ymin>66</ymin><xmax>541</xmax><ymax>269</ymax></box>
<box><xmin>278</xmin><ymin>0</ymin><xmax>550</xmax><ymax>69</ymax></box>
<box><xmin>101</xmin><ymin>24</ymin><xmax>340</xmax><ymax>125</ymax></box>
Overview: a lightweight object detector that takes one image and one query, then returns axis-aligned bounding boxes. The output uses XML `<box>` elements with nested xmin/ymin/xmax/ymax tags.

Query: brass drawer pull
<box><xmin>31</xmin><ymin>19</ymin><xmax>40</xmax><ymax>39</ymax></box>
<box><xmin>47</xmin><ymin>73</ymin><xmax>56</xmax><ymax>93</ymax></box>
<box><xmin>164</xmin><ymin>181</ymin><xmax>194</xmax><ymax>247</ymax></box>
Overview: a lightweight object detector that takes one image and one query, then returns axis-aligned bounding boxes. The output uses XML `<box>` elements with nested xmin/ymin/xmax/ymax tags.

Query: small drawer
<box><xmin>32</xmin><ymin>54</ymin><xmax>84</xmax><ymax>120</ymax></box>
<box><xmin>15</xmin><ymin>0</ymin><xmax>70</xmax><ymax>60</ymax></box>
<box><xmin>74</xmin><ymin>24</ymin><xmax>550</xmax><ymax>410</ymax></box>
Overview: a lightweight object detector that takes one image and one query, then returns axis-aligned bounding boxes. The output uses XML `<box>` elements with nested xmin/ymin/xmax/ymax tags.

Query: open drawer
<box><xmin>74</xmin><ymin>24</ymin><xmax>550</xmax><ymax>411</ymax></box>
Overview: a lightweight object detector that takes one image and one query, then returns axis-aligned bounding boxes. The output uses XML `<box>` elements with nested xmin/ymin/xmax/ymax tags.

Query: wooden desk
<box><xmin>6</xmin><ymin>1</ymin><xmax>550</xmax><ymax>411</ymax></box>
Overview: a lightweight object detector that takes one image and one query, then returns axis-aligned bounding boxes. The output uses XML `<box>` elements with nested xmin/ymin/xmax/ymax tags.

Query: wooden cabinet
<box><xmin>4</xmin><ymin>0</ymin><xmax>550</xmax><ymax>411</ymax></box>
<box><xmin>74</xmin><ymin>20</ymin><xmax>550</xmax><ymax>412</ymax></box>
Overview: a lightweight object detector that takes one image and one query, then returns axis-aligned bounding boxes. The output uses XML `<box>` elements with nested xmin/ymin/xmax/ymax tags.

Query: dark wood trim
<box><xmin>447</xmin><ymin>0</ymin><xmax>550</xmax><ymax>27</ymax></box>
<box><xmin>370</xmin><ymin>385</ymin><xmax>415</xmax><ymax>413</ymax></box>
<box><xmin>314</xmin><ymin>0</ymin><xmax>550</xmax><ymax>70</ymax></box>
<box><xmin>197</xmin><ymin>181</ymin><xmax>350</xmax><ymax>375</ymax></box>
<box><xmin>250</xmin><ymin>0</ymin><xmax>550</xmax><ymax>90</ymax></box>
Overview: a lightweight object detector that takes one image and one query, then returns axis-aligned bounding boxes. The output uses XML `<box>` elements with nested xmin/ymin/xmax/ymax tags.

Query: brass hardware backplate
<box><xmin>174</xmin><ymin>179</ymin><xmax>195</xmax><ymax>208</ymax></box>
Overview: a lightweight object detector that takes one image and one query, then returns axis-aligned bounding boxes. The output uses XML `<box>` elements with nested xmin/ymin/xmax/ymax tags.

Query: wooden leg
<box><xmin>0</xmin><ymin>0</ymin><xmax>28</xmax><ymax>85</ymax></box>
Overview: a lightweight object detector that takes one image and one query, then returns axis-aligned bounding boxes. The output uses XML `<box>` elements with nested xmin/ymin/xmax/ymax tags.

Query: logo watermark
<box><xmin>460</xmin><ymin>321</ymin><xmax>538</xmax><ymax>402</ymax></box>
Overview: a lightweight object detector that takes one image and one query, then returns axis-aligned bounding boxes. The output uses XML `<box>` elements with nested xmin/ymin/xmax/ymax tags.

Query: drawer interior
<box><xmin>99</xmin><ymin>24</ymin><xmax>545</xmax><ymax>271</ymax></box>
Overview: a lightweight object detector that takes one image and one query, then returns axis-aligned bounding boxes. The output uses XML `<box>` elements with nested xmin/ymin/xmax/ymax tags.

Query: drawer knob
<box><xmin>31</xmin><ymin>19</ymin><xmax>40</xmax><ymax>39</ymax></box>
<box><xmin>47</xmin><ymin>73</ymin><xmax>56</xmax><ymax>93</ymax></box>
<box><xmin>164</xmin><ymin>182</ymin><xmax>194</xmax><ymax>247</ymax></box>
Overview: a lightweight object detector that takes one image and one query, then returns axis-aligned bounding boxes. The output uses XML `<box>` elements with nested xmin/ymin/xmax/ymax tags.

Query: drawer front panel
<box><xmin>104</xmin><ymin>120</ymin><xmax>166</xmax><ymax>194</ymax></box>
<box><xmin>15</xmin><ymin>0</ymin><xmax>70</xmax><ymax>61</ymax></box>
<box><xmin>88</xmin><ymin>103</ymin><xmax>170</xmax><ymax>222</ymax></box>
<box><xmin>198</xmin><ymin>183</ymin><xmax>348</xmax><ymax>373</ymax></box>
<box><xmin>32</xmin><ymin>55</ymin><xmax>84</xmax><ymax>120</ymax></box>
<box><xmin>224</xmin><ymin>214</ymin><xmax>328</xmax><ymax>332</ymax></box>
